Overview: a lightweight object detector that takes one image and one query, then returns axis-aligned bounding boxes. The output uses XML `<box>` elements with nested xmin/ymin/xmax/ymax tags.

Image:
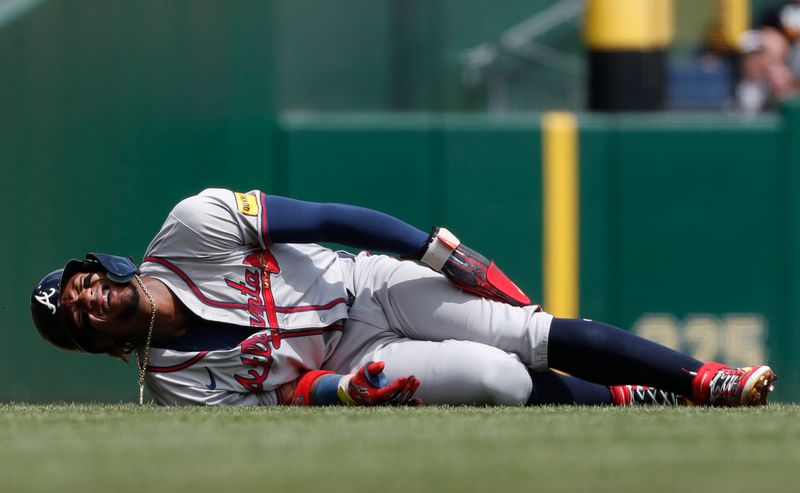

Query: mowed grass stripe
<box><xmin>1</xmin><ymin>404</ymin><xmax>799</xmax><ymax>493</ymax></box>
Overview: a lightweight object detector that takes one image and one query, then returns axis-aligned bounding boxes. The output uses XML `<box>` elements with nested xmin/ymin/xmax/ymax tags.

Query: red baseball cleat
<box><xmin>691</xmin><ymin>362</ymin><xmax>777</xmax><ymax>407</ymax></box>
<box><xmin>609</xmin><ymin>385</ymin><xmax>688</xmax><ymax>406</ymax></box>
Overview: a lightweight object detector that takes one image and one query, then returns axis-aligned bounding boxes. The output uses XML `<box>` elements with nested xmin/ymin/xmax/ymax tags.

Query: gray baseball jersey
<box><xmin>141</xmin><ymin>188</ymin><xmax>552</xmax><ymax>406</ymax></box>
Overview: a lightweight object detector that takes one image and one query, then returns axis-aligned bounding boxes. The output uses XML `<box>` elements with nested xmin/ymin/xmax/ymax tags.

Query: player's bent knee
<box><xmin>478</xmin><ymin>355</ymin><xmax>532</xmax><ymax>405</ymax></box>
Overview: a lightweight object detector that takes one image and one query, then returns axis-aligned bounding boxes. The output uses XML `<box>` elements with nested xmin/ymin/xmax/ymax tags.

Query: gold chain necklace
<box><xmin>134</xmin><ymin>275</ymin><xmax>156</xmax><ymax>406</ymax></box>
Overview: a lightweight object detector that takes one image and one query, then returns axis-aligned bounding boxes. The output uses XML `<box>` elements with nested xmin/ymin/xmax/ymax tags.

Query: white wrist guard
<box><xmin>420</xmin><ymin>227</ymin><xmax>461</xmax><ymax>272</ymax></box>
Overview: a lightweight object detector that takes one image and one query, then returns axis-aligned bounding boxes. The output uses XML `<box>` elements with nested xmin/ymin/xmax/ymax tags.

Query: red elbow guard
<box><xmin>486</xmin><ymin>262</ymin><xmax>531</xmax><ymax>306</ymax></box>
<box><xmin>422</xmin><ymin>227</ymin><xmax>533</xmax><ymax>307</ymax></box>
<box><xmin>291</xmin><ymin>370</ymin><xmax>335</xmax><ymax>406</ymax></box>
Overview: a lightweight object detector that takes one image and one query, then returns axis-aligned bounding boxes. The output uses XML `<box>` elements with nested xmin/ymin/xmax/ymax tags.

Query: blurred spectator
<box><xmin>737</xmin><ymin>1</ymin><xmax>800</xmax><ymax>113</ymax></box>
<box><xmin>761</xmin><ymin>0</ymin><xmax>800</xmax><ymax>73</ymax></box>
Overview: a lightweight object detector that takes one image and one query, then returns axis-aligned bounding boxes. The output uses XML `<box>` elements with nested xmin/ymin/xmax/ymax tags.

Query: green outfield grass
<box><xmin>2</xmin><ymin>404</ymin><xmax>799</xmax><ymax>493</ymax></box>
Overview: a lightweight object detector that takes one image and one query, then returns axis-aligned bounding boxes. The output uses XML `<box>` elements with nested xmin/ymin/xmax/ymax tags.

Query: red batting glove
<box><xmin>338</xmin><ymin>361</ymin><xmax>422</xmax><ymax>406</ymax></box>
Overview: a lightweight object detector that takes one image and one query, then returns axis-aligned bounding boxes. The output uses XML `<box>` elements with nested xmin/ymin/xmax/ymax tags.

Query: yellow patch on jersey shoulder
<box><xmin>234</xmin><ymin>192</ymin><xmax>259</xmax><ymax>216</ymax></box>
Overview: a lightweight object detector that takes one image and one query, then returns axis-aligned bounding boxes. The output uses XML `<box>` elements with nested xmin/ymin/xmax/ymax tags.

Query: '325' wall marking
<box><xmin>633</xmin><ymin>313</ymin><xmax>766</xmax><ymax>367</ymax></box>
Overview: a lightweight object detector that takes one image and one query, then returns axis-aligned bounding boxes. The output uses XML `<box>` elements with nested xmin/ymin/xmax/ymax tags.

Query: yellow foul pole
<box><xmin>542</xmin><ymin>112</ymin><xmax>579</xmax><ymax>318</ymax></box>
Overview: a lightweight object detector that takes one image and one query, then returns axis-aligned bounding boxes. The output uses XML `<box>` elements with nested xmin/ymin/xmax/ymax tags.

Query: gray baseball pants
<box><xmin>323</xmin><ymin>254</ymin><xmax>552</xmax><ymax>405</ymax></box>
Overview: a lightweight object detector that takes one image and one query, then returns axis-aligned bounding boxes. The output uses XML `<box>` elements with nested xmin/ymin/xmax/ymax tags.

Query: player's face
<box><xmin>60</xmin><ymin>271</ymin><xmax>142</xmax><ymax>346</ymax></box>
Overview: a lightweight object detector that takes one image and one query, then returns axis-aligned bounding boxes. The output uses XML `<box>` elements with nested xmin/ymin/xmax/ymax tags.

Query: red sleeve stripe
<box><xmin>275</xmin><ymin>298</ymin><xmax>348</xmax><ymax>313</ymax></box>
<box><xmin>147</xmin><ymin>351</ymin><xmax>209</xmax><ymax>373</ymax></box>
<box><xmin>278</xmin><ymin>325</ymin><xmax>344</xmax><ymax>339</ymax></box>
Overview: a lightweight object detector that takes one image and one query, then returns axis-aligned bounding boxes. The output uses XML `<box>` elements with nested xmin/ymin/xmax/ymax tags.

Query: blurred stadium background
<box><xmin>1</xmin><ymin>0</ymin><xmax>799</xmax><ymax>402</ymax></box>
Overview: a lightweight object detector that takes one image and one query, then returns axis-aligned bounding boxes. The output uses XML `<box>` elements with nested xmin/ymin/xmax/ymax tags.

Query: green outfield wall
<box><xmin>3</xmin><ymin>104</ymin><xmax>800</xmax><ymax>402</ymax></box>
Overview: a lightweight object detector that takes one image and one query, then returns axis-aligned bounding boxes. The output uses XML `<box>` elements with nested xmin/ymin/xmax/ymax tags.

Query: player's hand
<box><xmin>338</xmin><ymin>361</ymin><xmax>422</xmax><ymax>406</ymax></box>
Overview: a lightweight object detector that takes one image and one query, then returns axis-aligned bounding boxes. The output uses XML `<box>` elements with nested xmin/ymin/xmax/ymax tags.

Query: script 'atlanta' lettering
<box><xmin>235</xmin><ymin>329</ymin><xmax>282</xmax><ymax>393</ymax></box>
<box><xmin>224</xmin><ymin>250</ymin><xmax>280</xmax><ymax>327</ymax></box>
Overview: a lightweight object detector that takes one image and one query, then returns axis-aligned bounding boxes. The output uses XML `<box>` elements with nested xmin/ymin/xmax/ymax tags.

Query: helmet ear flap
<box><xmin>85</xmin><ymin>253</ymin><xmax>138</xmax><ymax>282</ymax></box>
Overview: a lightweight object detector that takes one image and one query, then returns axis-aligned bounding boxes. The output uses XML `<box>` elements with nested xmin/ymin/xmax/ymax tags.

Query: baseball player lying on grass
<box><xmin>31</xmin><ymin>188</ymin><xmax>777</xmax><ymax>407</ymax></box>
